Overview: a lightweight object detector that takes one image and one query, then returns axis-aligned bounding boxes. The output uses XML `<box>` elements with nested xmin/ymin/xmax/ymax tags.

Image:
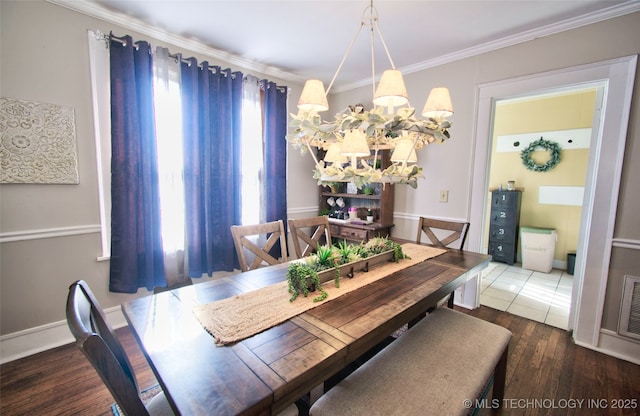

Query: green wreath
<box><xmin>520</xmin><ymin>138</ymin><xmax>561</xmax><ymax>172</ymax></box>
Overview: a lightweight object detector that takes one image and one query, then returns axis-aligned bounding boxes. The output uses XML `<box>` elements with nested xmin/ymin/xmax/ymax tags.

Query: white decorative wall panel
<box><xmin>0</xmin><ymin>97</ymin><xmax>79</xmax><ymax>184</ymax></box>
<box><xmin>496</xmin><ymin>128</ymin><xmax>591</xmax><ymax>153</ymax></box>
<box><xmin>538</xmin><ymin>186</ymin><xmax>584</xmax><ymax>206</ymax></box>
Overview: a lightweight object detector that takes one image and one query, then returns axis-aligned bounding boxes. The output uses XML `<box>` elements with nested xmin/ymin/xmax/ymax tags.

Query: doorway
<box><xmin>479</xmin><ymin>88</ymin><xmax>598</xmax><ymax>330</ymax></box>
<box><xmin>466</xmin><ymin>56</ymin><xmax>637</xmax><ymax>349</ymax></box>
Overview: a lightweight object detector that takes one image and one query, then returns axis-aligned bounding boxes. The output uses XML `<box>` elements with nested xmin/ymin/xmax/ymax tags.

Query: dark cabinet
<box><xmin>488</xmin><ymin>190</ymin><xmax>522</xmax><ymax>265</ymax></box>
<box><xmin>321</xmin><ymin>187</ymin><xmax>394</xmax><ymax>243</ymax></box>
<box><xmin>319</xmin><ymin>150</ymin><xmax>394</xmax><ymax>244</ymax></box>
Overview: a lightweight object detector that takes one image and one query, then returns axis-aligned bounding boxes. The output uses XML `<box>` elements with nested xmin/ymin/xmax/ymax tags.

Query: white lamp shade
<box><xmin>324</xmin><ymin>143</ymin><xmax>348</xmax><ymax>163</ymax></box>
<box><xmin>340</xmin><ymin>130</ymin><xmax>370</xmax><ymax>157</ymax></box>
<box><xmin>422</xmin><ymin>87</ymin><xmax>453</xmax><ymax>118</ymax></box>
<box><xmin>391</xmin><ymin>139</ymin><xmax>418</xmax><ymax>163</ymax></box>
<box><xmin>373</xmin><ymin>69</ymin><xmax>409</xmax><ymax>109</ymax></box>
<box><xmin>298</xmin><ymin>79</ymin><xmax>329</xmax><ymax>112</ymax></box>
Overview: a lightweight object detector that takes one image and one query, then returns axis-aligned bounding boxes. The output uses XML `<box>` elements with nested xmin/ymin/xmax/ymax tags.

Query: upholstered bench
<box><xmin>309</xmin><ymin>307</ymin><xmax>512</xmax><ymax>416</ymax></box>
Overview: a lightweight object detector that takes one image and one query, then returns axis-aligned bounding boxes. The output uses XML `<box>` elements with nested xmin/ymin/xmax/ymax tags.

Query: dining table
<box><xmin>121</xmin><ymin>244</ymin><xmax>491</xmax><ymax>415</ymax></box>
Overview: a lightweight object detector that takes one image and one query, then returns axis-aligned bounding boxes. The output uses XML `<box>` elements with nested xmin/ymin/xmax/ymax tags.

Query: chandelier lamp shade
<box><xmin>286</xmin><ymin>1</ymin><xmax>454</xmax><ymax>189</ymax></box>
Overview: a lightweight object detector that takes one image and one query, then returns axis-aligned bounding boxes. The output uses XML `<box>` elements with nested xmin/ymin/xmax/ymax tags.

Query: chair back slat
<box><xmin>66</xmin><ymin>280</ymin><xmax>149</xmax><ymax>415</ymax></box>
<box><xmin>416</xmin><ymin>217</ymin><xmax>470</xmax><ymax>249</ymax></box>
<box><xmin>231</xmin><ymin>220</ymin><xmax>288</xmax><ymax>272</ymax></box>
<box><xmin>288</xmin><ymin>216</ymin><xmax>332</xmax><ymax>258</ymax></box>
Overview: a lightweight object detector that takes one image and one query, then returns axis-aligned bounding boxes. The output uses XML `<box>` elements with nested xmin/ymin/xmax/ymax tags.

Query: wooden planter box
<box><xmin>317</xmin><ymin>250</ymin><xmax>395</xmax><ymax>284</ymax></box>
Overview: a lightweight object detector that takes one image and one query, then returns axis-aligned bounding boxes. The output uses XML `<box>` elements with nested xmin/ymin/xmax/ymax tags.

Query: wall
<box><xmin>0</xmin><ymin>0</ymin><xmax>311</xmax><ymax>355</ymax></box>
<box><xmin>1</xmin><ymin>1</ymin><xmax>638</xmax><ymax>361</ymax></box>
<box><xmin>329</xmin><ymin>11</ymin><xmax>639</xmax><ymax>358</ymax></box>
<box><xmin>488</xmin><ymin>90</ymin><xmax>596</xmax><ymax>263</ymax></box>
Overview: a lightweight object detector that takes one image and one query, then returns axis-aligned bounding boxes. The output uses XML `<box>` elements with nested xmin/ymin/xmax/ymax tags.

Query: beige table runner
<box><xmin>193</xmin><ymin>244</ymin><xmax>446</xmax><ymax>345</ymax></box>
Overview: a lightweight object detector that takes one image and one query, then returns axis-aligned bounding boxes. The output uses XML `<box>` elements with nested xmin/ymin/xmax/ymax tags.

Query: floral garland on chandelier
<box><xmin>286</xmin><ymin>106</ymin><xmax>452</xmax><ymax>188</ymax></box>
<box><xmin>520</xmin><ymin>138</ymin><xmax>561</xmax><ymax>172</ymax></box>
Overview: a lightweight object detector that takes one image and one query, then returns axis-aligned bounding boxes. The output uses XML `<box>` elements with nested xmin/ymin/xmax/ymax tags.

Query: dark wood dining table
<box><xmin>121</xmin><ymin>247</ymin><xmax>490</xmax><ymax>415</ymax></box>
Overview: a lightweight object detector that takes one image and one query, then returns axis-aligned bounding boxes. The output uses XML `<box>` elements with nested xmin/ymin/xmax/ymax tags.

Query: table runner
<box><xmin>193</xmin><ymin>244</ymin><xmax>446</xmax><ymax>345</ymax></box>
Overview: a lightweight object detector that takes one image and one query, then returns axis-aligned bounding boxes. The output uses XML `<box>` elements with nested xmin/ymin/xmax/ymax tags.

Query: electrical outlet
<box><xmin>439</xmin><ymin>190</ymin><xmax>449</xmax><ymax>203</ymax></box>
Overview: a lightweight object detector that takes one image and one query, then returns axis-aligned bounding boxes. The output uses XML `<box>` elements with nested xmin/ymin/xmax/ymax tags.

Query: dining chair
<box><xmin>231</xmin><ymin>220</ymin><xmax>288</xmax><ymax>272</ymax></box>
<box><xmin>416</xmin><ymin>217</ymin><xmax>470</xmax><ymax>249</ymax></box>
<box><xmin>288</xmin><ymin>216</ymin><xmax>332</xmax><ymax>258</ymax></box>
<box><xmin>66</xmin><ymin>280</ymin><xmax>174</xmax><ymax>415</ymax></box>
<box><xmin>415</xmin><ymin>217</ymin><xmax>470</xmax><ymax>311</ymax></box>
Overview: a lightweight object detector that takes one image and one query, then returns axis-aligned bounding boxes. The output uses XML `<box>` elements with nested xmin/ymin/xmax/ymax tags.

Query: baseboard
<box><xmin>0</xmin><ymin>306</ymin><xmax>127</xmax><ymax>364</ymax></box>
<box><xmin>573</xmin><ymin>329</ymin><xmax>640</xmax><ymax>365</ymax></box>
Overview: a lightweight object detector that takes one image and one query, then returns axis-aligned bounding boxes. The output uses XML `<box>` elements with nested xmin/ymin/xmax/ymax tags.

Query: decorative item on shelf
<box><xmin>507</xmin><ymin>180</ymin><xmax>515</xmax><ymax>191</ymax></box>
<box><xmin>325</xmin><ymin>181</ymin><xmax>343</xmax><ymax>193</ymax></box>
<box><xmin>286</xmin><ymin>0</ymin><xmax>454</xmax><ymax>189</ymax></box>
<box><xmin>346</xmin><ymin>182</ymin><xmax>358</xmax><ymax>194</ymax></box>
<box><xmin>363</xmin><ymin>185</ymin><xmax>374</xmax><ymax>195</ymax></box>
<box><xmin>348</xmin><ymin>207</ymin><xmax>358</xmax><ymax>220</ymax></box>
<box><xmin>367</xmin><ymin>209</ymin><xmax>374</xmax><ymax>223</ymax></box>
<box><xmin>520</xmin><ymin>138</ymin><xmax>561</xmax><ymax>172</ymax></box>
<box><xmin>329</xmin><ymin>196</ymin><xmax>347</xmax><ymax>219</ymax></box>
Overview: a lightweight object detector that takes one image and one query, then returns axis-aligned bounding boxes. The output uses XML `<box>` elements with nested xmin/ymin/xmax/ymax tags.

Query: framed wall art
<box><xmin>1</xmin><ymin>97</ymin><xmax>79</xmax><ymax>184</ymax></box>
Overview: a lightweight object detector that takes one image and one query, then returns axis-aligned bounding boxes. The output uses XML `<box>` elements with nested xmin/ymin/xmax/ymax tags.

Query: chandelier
<box><xmin>286</xmin><ymin>1</ymin><xmax>454</xmax><ymax>189</ymax></box>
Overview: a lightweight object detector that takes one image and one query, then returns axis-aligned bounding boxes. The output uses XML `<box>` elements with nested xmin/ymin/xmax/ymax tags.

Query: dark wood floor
<box><xmin>1</xmin><ymin>306</ymin><xmax>639</xmax><ymax>415</ymax></box>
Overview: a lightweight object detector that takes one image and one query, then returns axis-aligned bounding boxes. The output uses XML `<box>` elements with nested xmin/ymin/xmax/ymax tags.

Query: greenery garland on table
<box><xmin>520</xmin><ymin>138</ymin><xmax>561</xmax><ymax>172</ymax></box>
<box><xmin>286</xmin><ymin>237</ymin><xmax>409</xmax><ymax>302</ymax></box>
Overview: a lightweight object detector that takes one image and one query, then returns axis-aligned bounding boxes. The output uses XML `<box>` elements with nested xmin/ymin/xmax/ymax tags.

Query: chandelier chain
<box><xmin>289</xmin><ymin>0</ymin><xmax>455</xmax><ymax>189</ymax></box>
<box><xmin>326</xmin><ymin>22</ymin><xmax>364</xmax><ymax>96</ymax></box>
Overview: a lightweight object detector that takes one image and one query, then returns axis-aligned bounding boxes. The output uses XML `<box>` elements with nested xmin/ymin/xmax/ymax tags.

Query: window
<box><xmin>88</xmin><ymin>30</ymin><xmax>267</xmax><ymax>262</ymax></box>
<box><xmin>152</xmin><ymin>56</ymin><xmax>185</xmax><ymax>255</ymax></box>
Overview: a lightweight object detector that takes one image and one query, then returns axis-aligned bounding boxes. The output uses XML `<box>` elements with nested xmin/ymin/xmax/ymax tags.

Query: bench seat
<box><xmin>309</xmin><ymin>307</ymin><xmax>512</xmax><ymax>416</ymax></box>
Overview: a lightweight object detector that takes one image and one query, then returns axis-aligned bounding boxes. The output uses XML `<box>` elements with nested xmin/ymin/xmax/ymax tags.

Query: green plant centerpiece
<box><xmin>286</xmin><ymin>262</ymin><xmax>327</xmax><ymax>303</ymax></box>
<box><xmin>286</xmin><ymin>237</ymin><xmax>408</xmax><ymax>303</ymax></box>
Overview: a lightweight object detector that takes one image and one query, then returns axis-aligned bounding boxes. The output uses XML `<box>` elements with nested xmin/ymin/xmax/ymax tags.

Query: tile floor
<box><xmin>480</xmin><ymin>262</ymin><xmax>573</xmax><ymax>330</ymax></box>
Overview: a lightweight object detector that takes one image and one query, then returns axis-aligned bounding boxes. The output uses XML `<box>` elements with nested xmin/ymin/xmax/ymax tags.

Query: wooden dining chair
<box><xmin>416</xmin><ymin>217</ymin><xmax>470</xmax><ymax>249</ymax></box>
<box><xmin>66</xmin><ymin>280</ymin><xmax>174</xmax><ymax>415</ymax></box>
<box><xmin>415</xmin><ymin>217</ymin><xmax>470</xmax><ymax>311</ymax></box>
<box><xmin>231</xmin><ymin>220</ymin><xmax>288</xmax><ymax>272</ymax></box>
<box><xmin>288</xmin><ymin>216</ymin><xmax>332</xmax><ymax>258</ymax></box>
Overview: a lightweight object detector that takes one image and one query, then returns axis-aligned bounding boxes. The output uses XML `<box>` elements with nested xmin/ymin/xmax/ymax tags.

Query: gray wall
<box><xmin>1</xmin><ymin>1</ymin><xmax>638</xmax><ymax>356</ymax></box>
<box><xmin>328</xmin><ymin>12</ymin><xmax>640</xmax><ymax>335</ymax></box>
<box><xmin>0</xmin><ymin>0</ymin><xmax>310</xmax><ymax>337</ymax></box>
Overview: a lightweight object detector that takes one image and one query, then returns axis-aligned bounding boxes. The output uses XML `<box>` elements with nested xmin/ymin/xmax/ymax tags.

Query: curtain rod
<box><xmin>93</xmin><ymin>30</ymin><xmax>286</xmax><ymax>88</ymax></box>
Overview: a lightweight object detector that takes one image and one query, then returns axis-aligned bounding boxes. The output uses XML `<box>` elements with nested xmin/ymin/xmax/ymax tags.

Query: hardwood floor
<box><xmin>1</xmin><ymin>326</ymin><xmax>157</xmax><ymax>416</ymax></box>
<box><xmin>1</xmin><ymin>306</ymin><xmax>638</xmax><ymax>415</ymax></box>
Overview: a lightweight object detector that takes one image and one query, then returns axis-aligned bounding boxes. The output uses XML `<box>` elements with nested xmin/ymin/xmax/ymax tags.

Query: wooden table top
<box><xmin>122</xmin><ymin>248</ymin><xmax>490</xmax><ymax>415</ymax></box>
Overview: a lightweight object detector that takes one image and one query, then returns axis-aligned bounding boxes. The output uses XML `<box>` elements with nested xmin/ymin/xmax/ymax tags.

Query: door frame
<box><xmin>467</xmin><ymin>55</ymin><xmax>637</xmax><ymax>349</ymax></box>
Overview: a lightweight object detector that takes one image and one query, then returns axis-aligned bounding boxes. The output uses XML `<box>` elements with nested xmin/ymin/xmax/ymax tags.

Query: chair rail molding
<box><xmin>0</xmin><ymin>224</ymin><xmax>101</xmax><ymax>243</ymax></box>
<box><xmin>611</xmin><ymin>238</ymin><xmax>640</xmax><ymax>250</ymax></box>
<box><xmin>287</xmin><ymin>206</ymin><xmax>319</xmax><ymax>216</ymax></box>
<box><xmin>393</xmin><ymin>211</ymin><xmax>469</xmax><ymax>224</ymax></box>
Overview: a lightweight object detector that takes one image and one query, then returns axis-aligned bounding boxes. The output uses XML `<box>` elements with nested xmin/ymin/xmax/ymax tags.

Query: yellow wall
<box><xmin>488</xmin><ymin>89</ymin><xmax>596</xmax><ymax>263</ymax></box>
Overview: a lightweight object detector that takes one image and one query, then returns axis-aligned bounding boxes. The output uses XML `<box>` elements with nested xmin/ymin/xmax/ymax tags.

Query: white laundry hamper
<box><xmin>520</xmin><ymin>227</ymin><xmax>557</xmax><ymax>273</ymax></box>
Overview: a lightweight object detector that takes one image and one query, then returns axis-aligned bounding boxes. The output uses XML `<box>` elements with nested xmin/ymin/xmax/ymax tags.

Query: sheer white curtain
<box><xmin>153</xmin><ymin>47</ymin><xmax>186</xmax><ymax>285</ymax></box>
<box><xmin>238</xmin><ymin>75</ymin><xmax>266</xmax><ymax>264</ymax></box>
<box><xmin>240</xmin><ymin>75</ymin><xmax>265</xmax><ymax>226</ymax></box>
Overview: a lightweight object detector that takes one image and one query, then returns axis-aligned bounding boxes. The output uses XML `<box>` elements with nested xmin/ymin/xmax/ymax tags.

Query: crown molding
<box><xmin>47</xmin><ymin>0</ymin><xmax>640</xmax><ymax>93</ymax></box>
<box><xmin>46</xmin><ymin>0</ymin><xmax>308</xmax><ymax>84</ymax></box>
<box><xmin>332</xmin><ymin>1</ymin><xmax>640</xmax><ymax>94</ymax></box>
